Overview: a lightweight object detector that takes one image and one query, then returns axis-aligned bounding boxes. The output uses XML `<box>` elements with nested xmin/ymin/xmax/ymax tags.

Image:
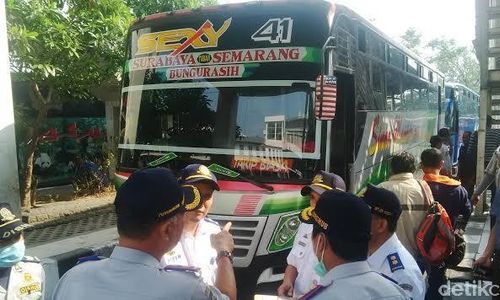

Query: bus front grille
<box><xmin>207</xmin><ymin>215</ymin><xmax>267</xmax><ymax>268</ymax></box>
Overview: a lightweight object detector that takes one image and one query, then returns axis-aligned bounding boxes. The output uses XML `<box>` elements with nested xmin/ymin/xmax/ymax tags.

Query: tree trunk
<box><xmin>20</xmin><ymin>83</ymin><xmax>52</xmax><ymax>209</ymax></box>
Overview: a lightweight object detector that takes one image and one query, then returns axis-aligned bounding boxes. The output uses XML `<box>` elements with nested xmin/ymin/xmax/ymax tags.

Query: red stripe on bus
<box><xmin>218</xmin><ymin>181</ymin><xmax>303</xmax><ymax>191</ymax></box>
<box><xmin>116</xmin><ymin>171</ymin><xmax>132</xmax><ymax>178</ymax></box>
<box><xmin>234</xmin><ymin>195</ymin><xmax>262</xmax><ymax>215</ymax></box>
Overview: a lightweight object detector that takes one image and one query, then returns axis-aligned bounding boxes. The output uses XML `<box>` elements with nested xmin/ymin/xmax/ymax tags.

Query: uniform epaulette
<box><xmin>387</xmin><ymin>252</ymin><xmax>405</xmax><ymax>273</ymax></box>
<box><xmin>379</xmin><ymin>272</ymin><xmax>399</xmax><ymax>285</ymax></box>
<box><xmin>76</xmin><ymin>255</ymin><xmax>104</xmax><ymax>265</ymax></box>
<box><xmin>204</xmin><ymin>217</ymin><xmax>219</xmax><ymax>227</ymax></box>
<box><xmin>163</xmin><ymin>265</ymin><xmax>201</xmax><ymax>276</ymax></box>
<box><xmin>299</xmin><ymin>285</ymin><xmax>325</xmax><ymax>300</ymax></box>
<box><xmin>21</xmin><ymin>256</ymin><xmax>40</xmax><ymax>263</ymax></box>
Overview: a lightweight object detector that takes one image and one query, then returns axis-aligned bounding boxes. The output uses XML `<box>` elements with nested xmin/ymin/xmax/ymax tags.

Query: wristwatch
<box><xmin>217</xmin><ymin>250</ymin><xmax>233</xmax><ymax>264</ymax></box>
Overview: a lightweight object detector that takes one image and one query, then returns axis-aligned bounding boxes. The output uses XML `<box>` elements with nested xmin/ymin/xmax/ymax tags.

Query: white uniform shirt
<box><xmin>161</xmin><ymin>218</ymin><xmax>221</xmax><ymax>285</ymax></box>
<box><xmin>52</xmin><ymin>246</ymin><xmax>228</xmax><ymax>300</ymax></box>
<box><xmin>307</xmin><ymin>261</ymin><xmax>409</xmax><ymax>300</ymax></box>
<box><xmin>0</xmin><ymin>258</ymin><xmax>44</xmax><ymax>300</ymax></box>
<box><xmin>286</xmin><ymin>223</ymin><xmax>319</xmax><ymax>297</ymax></box>
<box><xmin>367</xmin><ymin>234</ymin><xmax>425</xmax><ymax>300</ymax></box>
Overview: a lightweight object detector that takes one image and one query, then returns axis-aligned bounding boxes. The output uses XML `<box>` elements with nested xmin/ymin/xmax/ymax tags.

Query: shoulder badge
<box><xmin>76</xmin><ymin>255</ymin><xmax>104</xmax><ymax>265</ymax></box>
<box><xmin>163</xmin><ymin>264</ymin><xmax>201</xmax><ymax>276</ymax></box>
<box><xmin>21</xmin><ymin>256</ymin><xmax>40</xmax><ymax>263</ymax></box>
<box><xmin>399</xmin><ymin>283</ymin><xmax>414</xmax><ymax>292</ymax></box>
<box><xmin>387</xmin><ymin>252</ymin><xmax>405</xmax><ymax>273</ymax></box>
<box><xmin>298</xmin><ymin>285</ymin><xmax>325</xmax><ymax>300</ymax></box>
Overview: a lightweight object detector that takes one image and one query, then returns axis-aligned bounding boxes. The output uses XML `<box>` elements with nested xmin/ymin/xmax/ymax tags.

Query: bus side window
<box><xmin>372</xmin><ymin>63</ymin><xmax>385</xmax><ymax>110</ymax></box>
<box><xmin>358</xmin><ymin>27</ymin><xmax>366</xmax><ymax>52</ymax></box>
<box><xmin>386</xmin><ymin>69</ymin><xmax>402</xmax><ymax>111</ymax></box>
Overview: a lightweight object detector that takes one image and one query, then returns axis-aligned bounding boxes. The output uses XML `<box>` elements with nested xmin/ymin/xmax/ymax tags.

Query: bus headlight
<box><xmin>268</xmin><ymin>213</ymin><xmax>300</xmax><ymax>253</ymax></box>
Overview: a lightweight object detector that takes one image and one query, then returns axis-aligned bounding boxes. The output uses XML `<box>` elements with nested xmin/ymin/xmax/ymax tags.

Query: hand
<box><xmin>472</xmin><ymin>194</ymin><xmax>480</xmax><ymax>206</ymax></box>
<box><xmin>474</xmin><ymin>255</ymin><xmax>492</xmax><ymax>268</ymax></box>
<box><xmin>277</xmin><ymin>281</ymin><xmax>293</xmax><ymax>297</ymax></box>
<box><xmin>211</xmin><ymin>222</ymin><xmax>234</xmax><ymax>253</ymax></box>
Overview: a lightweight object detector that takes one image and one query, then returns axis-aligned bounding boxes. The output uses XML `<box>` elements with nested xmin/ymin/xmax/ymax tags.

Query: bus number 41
<box><xmin>251</xmin><ymin>18</ymin><xmax>293</xmax><ymax>44</ymax></box>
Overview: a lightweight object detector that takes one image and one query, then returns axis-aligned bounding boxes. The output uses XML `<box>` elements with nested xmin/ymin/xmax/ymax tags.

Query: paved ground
<box><xmin>23</xmin><ymin>190</ymin><xmax>116</xmax><ymax>246</ymax></box>
<box><xmin>24</xmin><ymin>208</ymin><xmax>116</xmax><ymax>247</ymax></box>
<box><xmin>22</xmin><ymin>190</ymin><xmax>114</xmax><ymax>224</ymax></box>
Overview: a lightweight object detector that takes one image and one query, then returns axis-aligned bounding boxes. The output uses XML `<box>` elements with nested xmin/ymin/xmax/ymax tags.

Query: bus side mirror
<box><xmin>315</xmin><ymin>75</ymin><xmax>337</xmax><ymax>120</ymax></box>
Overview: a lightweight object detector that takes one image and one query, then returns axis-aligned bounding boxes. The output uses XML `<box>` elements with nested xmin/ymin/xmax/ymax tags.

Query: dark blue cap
<box><xmin>0</xmin><ymin>203</ymin><xmax>29</xmax><ymax>241</ymax></box>
<box><xmin>361</xmin><ymin>184</ymin><xmax>402</xmax><ymax>222</ymax></box>
<box><xmin>301</xmin><ymin>171</ymin><xmax>346</xmax><ymax>196</ymax></box>
<box><xmin>115</xmin><ymin>168</ymin><xmax>196</xmax><ymax>222</ymax></box>
<box><xmin>179</xmin><ymin>164</ymin><xmax>220</xmax><ymax>191</ymax></box>
<box><xmin>299</xmin><ymin>190</ymin><xmax>371</xmax><ymax>243</ymax></box>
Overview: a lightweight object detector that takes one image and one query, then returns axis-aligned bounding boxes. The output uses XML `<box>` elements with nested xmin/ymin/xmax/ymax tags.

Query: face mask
<box><xmin>0</xmin><ymin>239</ymin><xmax>25</xmax><ymax>268</ymax></box>
<box><xmin>313</xmin><ymin>234</ymin><xmax>328</xmax><ymax>277</ymax></box>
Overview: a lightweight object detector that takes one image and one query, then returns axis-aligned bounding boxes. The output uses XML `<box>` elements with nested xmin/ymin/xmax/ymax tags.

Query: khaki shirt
<box><xmin>0</xmin><ymin>258</ymin><xmax>44</xmax><ymax>300</ymax></box>
<box><xmin>378</xmin><ymin>173</ymin><xmax>427</xmax><ymax>256</ymax></box>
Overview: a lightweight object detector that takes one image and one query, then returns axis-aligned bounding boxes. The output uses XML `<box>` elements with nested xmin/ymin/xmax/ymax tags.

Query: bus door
<box><xmin>329</xmin><ymin>71</ymin><xmax>355</xmax><ymax>186</ymax></box>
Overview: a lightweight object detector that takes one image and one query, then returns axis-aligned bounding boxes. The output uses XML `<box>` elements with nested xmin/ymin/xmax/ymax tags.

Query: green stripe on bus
<box><xmin>356</xmin><ymin>161</ymin><xmax>391</xmax><ymax>194</ymax></box>
<box><xmin>259</xmin><ymin>196</ymin><xmax>309</xmax><ymax>215</ymax></box>
<box><xmin>303</xmin><ymin>47</ymin><xmax>321</xmax><ymax>63</ymax></box>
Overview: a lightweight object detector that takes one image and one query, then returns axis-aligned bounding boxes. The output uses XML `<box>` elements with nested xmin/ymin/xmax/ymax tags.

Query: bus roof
<box><xmin>445</xmin><ymin>82</ymin><xmax>479</xmax><ymax>96</ymax></box>
<box><xmin>333</xmin><ymin>4</ymin><xmax>443</xmax><ymax>78</ymax></box>
<box><xmin>132</xmin><ymin>0</ymin><xmax>334</xmax><ymax>28</ymax></box>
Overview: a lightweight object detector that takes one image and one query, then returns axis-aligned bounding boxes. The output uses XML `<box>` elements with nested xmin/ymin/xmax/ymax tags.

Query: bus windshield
<box><xmin>121</xmin><ymin>85</ymin><xmax>317</xmax><ymax>153</ymax></box>
<box><xmin>118</xmin><ymin>84</ymin><xmax>320</xmax><ymax>181</ymax></box>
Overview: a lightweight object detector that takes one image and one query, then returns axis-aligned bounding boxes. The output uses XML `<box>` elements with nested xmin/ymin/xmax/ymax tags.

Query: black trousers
<box><xmin>493</xmin><ymin>252</ymin><xmax>500</xmax><ymax>300</ymax></box>
<box><xmin>425</xmin><ymin>264</ymin><xmax>446</xmax><ymax>300</ymax></box>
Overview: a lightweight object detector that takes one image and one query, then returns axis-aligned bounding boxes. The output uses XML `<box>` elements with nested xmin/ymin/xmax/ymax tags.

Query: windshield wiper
<box><xmin>147</xmin><ymin>152</ymin><xmax>178</xmax><ymax>167</ymax></box>
<box><xmin>208</xmin><ymin>163</ymin><xmax>274</xmax><ymax>192</ymax></box>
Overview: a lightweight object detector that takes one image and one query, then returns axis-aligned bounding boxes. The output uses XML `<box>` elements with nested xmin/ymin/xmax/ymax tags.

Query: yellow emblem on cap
<box><xmin>198</xmin><ymin>165</ymin><xmax>211</xmax><ymax>176</ymax></box>
<box><xmin>0</xmin><ymin>208</ymin><xmax>15</xmax><ymax>222</ymax></box>
<box><xmin>300</xmin><ymin>206</ymin><xmax>314</xmax><ymax>222</ymax></box>
<box><xmin>312</xmin><ymin>175</ymin><xmax>324</xmax><ymax>184</ymax></box>
<box><xmin>183</xmin><ymin>185</ymin><xmax>202</xmax><ymax>211</ymax></box>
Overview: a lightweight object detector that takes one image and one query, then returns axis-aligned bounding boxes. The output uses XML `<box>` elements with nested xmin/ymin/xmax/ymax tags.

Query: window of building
<box><xmin>266</xmin><ymin>121</ymin><xmax>283</xmax><ymax>140</ymax></box>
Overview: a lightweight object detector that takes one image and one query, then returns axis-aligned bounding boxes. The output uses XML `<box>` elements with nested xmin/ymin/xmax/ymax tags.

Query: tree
<box><xmin>400</xmin><ymin>27</ymin><xmax>422</xmax><ymax>56</ymax></box>
<box><xmin>7</xmin><ymin>0</ymin><xmax>133</xmax><ymax>208</ymax></box>
<box><xmin>426</xmin><ymin>38</ymin><xmax>480</xmax><ymax>91</ymax></box>
<box><xmin>126</xmin><ymin>0</ymin><xmax>217</xmax><ymax>17</ymax></box>
<box><xmin>399</xmin><ymin>29</ymin><xmax>480</xmax><ymax>92</ymax></box>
